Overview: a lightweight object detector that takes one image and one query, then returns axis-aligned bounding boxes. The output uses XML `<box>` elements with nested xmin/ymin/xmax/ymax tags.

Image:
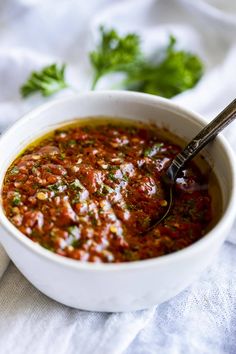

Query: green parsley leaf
<box><xmin>20</xmin><ymin>64</ymin><xmax>68</xmax><ymax>98</ymax></box>
<box><xmin>108</xmin><ymin>173</ymin><xmax>117</xmax><ymax>182</ymax></box>
<box><xmin>102</xmin><ymin>184</ymin><xmax>114</xmax><ymax>195</ymax></box>
<box><xmin>71</xmin><ymin>194</ymin><xmax>81</xmax><ymax>204</ymax></box>
<box><xmin>12</xmin><ymin>192</ymin><xmax>21</xmax><ymax>206</ymax></box>
<box><xmin>90</xmin><ymin>26</ymin><xmax>141</xmax><ymax>89</ymax></box>
<box><xmin>47</xmin><ymin>182</ymin><xmax>67</xmax><ymax>192</ymax></box>
<box><xmin>88</xmin><ymin>211</ymin><xmax>98</xmax><ymax>226</ymax></box>
<box><xmin>68</xmin><ymin>140</ymin><xmax>77</xmax><ymax>147</ymax></box>
<box><xmin>144</xmin><ymin>143</ymin><xmax>164</xmax><ymax>157</ymax></box>
<box><xmin>10</xmin><ymin>166</ymin><xmax>19</xmax><ymax>175</ymax></box>
<box><xmin>69</xmin><ymin>179</ymin><xmax>84</xmax><ymax>190</ymax></box>
<box><xmin>68</xmin><ymin>225</ymin><xmax>80</xmax><ymax>238</ymax></box>
<box><xmin>67</xmin><ymin>226</ymin><xmax>81</xmax><ymax>247</ymax></box>
<box><xmin>125</xmin><ymin>35</ymin><xmax>204</xmax><ymax>98</ymax></box>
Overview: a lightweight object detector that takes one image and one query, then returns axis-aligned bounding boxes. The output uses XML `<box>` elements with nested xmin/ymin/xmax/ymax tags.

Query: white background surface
<box><xmin>0</xmin><ymin>0</ymin><xmax>236</xmax><ymax>353</ymax></box>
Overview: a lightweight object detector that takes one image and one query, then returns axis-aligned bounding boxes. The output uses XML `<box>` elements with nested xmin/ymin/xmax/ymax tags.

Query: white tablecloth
<box><xmin>0</xmin><ymin>0</ymin><xmax>236</xmax><ymax>353</ymax></box>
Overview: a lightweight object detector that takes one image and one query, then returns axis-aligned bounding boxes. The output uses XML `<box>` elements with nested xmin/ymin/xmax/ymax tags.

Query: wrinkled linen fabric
<box><xmin>0</xmin><ymin>0</ymin><xmax>236</xmax><ymax>353</ymax></box>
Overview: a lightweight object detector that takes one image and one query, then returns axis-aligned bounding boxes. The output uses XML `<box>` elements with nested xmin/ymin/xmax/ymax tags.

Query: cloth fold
<box><xmin>0</xmin><ymin>0</ymin><xmax>236</xmax><ymax>353</ymax></box>
<box><xmin>0</xmin><ymin>244</ymin><xmax>9</xmax><ymax>278</ymax></box>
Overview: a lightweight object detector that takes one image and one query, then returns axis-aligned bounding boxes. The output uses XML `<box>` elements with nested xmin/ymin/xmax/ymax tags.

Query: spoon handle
<box><xmin>167</xmin><ymin>99</ymin><xmax>236</xmax><ymax>181</ymax></box>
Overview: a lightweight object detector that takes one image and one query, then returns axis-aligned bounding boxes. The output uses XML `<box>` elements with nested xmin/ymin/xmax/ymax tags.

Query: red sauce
<box><xmin>2</xmin><ymin>120</ymin><xmax>212</xmax><ymax>262</ymax></box>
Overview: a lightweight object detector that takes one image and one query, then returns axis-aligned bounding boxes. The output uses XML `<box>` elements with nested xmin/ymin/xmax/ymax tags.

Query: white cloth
<box><xmin>0</xmin><ymin>0</ymin><xmax>236</xmax><ymax>353</ymax></box>
<box><xmin>0</xmin><ymin>244</ymin><xmax>8</xmax><ymax>278</ymax></box>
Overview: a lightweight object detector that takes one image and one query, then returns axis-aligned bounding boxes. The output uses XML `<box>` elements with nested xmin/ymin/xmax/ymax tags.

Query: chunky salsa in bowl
<box><xmin>2</xmin><ymin>119</ymin><xmax>221</xmax><ymax>263</ymax></box>
<box><xmin>0</xmin><ymin>92</ymin><xmax>234</xmax><ymax>311</ymax></box>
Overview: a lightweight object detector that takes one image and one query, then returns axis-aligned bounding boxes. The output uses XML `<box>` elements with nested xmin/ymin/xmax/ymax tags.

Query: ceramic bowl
<box><xmin>0</xmin><ymin>91</ymin><xmax>235</xmax><ymax>312</ymax></box>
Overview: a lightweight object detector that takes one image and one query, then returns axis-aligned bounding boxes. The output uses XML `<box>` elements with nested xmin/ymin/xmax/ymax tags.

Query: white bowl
<box><xmin>0</xmin><ymin>91</ymin><xmax>235</xmax><ymax>312</ymax></box>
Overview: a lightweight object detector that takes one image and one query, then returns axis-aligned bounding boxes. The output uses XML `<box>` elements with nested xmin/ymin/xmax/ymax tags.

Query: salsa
<box><xmin>2</xmin><ymin>119</ymin><xmax>213</xmax><ymax>263</ymax></box>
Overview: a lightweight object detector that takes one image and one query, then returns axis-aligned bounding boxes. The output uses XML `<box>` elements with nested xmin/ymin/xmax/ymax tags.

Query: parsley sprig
<box><xmin>20</xmin><ymin>28</ymin><xmax>204</xmax><ymax>99</ymax></box>
<box><xmin>90</xmin><ymin>26</ymin><xmax>141</xmax><ymax>89</ymax></box>
<box><xmin>125</xmin><ymin>36</ymin><xmax>204</xmax><ymax>98</ymax></box>
<box><xmin>20</xmin><ymin>64</ymin><xmax>68</xmax><ymax>97</ymax></box>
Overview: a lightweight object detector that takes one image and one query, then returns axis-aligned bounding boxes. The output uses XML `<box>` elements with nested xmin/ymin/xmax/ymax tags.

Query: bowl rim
<box><xmin>0</xmin><ymin>90</ymin><xmax>236</xmax><ymax>272</ymax></box>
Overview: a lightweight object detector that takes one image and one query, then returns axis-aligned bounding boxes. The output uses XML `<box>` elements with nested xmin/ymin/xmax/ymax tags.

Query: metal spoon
<box><xmin>148</xmin><ymin>98</ymin><xmax>236</xmax><ymax>232</ymax></box>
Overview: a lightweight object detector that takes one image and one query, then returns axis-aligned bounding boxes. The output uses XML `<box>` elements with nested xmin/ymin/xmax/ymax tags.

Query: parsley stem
<box><xmin>91</xmin><ymin>74</ymin><xmax>101</xmax><ymax>90</ymax></box>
